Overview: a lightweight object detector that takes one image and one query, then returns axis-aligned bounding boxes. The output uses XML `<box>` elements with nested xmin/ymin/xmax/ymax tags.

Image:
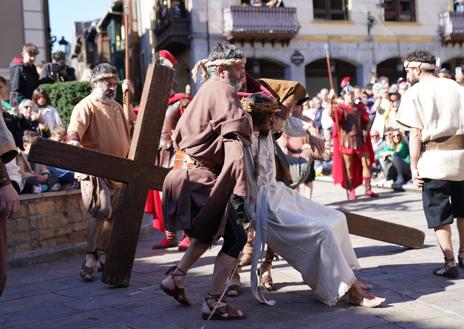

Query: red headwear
<box><xmin>159</xmin><ymin>50</ymin><xmax>177</xmax><ymax>68</ymax></box>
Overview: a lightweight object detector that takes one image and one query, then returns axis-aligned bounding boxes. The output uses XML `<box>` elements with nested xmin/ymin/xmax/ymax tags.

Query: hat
<box><xmin>90</xmin><ymin>63</ymin><xmax>118</xmax><ymax>82</ymax></box>
<box><xmin>159</xmin><ymin>50</ymin><xmax>177</xmax><ymax>68</ymax></box>
<box><xmin>259</xmin><ymin>79</ymin><xmax>309</xmax><ymax>109</ymax></box>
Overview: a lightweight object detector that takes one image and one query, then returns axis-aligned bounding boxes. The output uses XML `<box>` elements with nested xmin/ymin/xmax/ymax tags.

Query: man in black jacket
<box><xmin>9</xmin><ymin>43</ymin><xmax>46</xmax><ymax>101</ymax></box>
<box><xmin>40</xmin><ymin>50</ymin><xmax>76</xmax><ymax>83</ymax></box>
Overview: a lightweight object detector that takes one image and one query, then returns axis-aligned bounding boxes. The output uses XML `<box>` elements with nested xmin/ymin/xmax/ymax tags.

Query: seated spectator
<box><xmin>18</xmin><ymin>99</ymin><xmax>43</xmax><ymax>136</ymax></box>
<box><xmin>16</xmin><ymin>131</ymin><xmax>60</xmax><ymax>193</ymax></box>
<box><xmin>0</xmin><ymin>87</ymin><xmax>29</xmax><ymax>149</ymax></box>
<box><xmin>47</xmin><ymin>125</ymin><xmax>77</xmax><ymax>187</ymax></box>
<box><xmin>370</xmin><ymin>129</ymin><xmax>386</xmax><ymax>179</ymax></box>
<box><xmin>39</xmin><ymin>51</ymin><xmax>76</xmax><ymax>83</ymax></box>
<box><xmin>32</xmin><ymin>87</ymin><xmax>62</xmax><ymax>133</ymax></box>
<box><xmin>378</xmin><ymin>128</ymin><xmax>411</xmax><ymax>191</ymax></box>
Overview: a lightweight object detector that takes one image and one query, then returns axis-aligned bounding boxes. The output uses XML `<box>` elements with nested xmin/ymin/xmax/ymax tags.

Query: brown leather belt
<box><xmin>423</xmin><ymin>134</ymin><xmax>464</xmax><ymax>151</ymax></box>
<box><xmin>172</xmin><ymin>150</ymin><xmax>217</xmax><ymax>173</ymax></box>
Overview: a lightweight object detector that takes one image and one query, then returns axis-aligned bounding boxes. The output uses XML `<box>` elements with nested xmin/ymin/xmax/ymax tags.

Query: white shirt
<box><xmin>40</xmin><ymin>105</ymin><xmax>62</xmax><ymax>130</ymax></box>
<box><xmin>397</xmin><ymin>77</ymin><xmax>464</xmax><ymax>180</ymax></box>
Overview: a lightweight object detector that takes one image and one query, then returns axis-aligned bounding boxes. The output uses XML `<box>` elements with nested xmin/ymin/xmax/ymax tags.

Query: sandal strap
<box><xmin>165</xmin><ymin>265</ymin><xmax>187</xmax><ymax>276</ymax></box>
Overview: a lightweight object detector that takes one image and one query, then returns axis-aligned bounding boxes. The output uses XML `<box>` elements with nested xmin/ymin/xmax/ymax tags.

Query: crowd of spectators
<box><xmin>0</xmin><ymin>43</ymin><xmax>77</xmax><ymax>195</ymax></box>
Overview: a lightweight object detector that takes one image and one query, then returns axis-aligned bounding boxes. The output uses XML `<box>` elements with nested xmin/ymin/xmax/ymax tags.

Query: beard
<box><xmin>228</xmin><ymin>75</ymin><xmax>245</xmax><ymax>92</ymax></box>
<box><xmin>92</xmin><ymin>86</ymin><xmax>116</xmax><ymax>102</ymax></box>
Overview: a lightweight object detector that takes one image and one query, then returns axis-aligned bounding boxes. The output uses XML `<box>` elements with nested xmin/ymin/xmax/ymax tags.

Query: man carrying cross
<box><xmin>67</xmin><ymin>63</ymin><xmax>136</xmax><ymax>282</ymax></box>
<box><xmin>160</xmin><ymin>43</ymin><xmax>251</xmax><ymax>320</ymax></box>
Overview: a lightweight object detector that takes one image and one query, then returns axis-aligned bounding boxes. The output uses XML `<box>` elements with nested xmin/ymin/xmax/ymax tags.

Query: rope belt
<box><xmin>423</xmin><ymin>134</ymin><xmax>464</xmax><ymax>151</ymax></box>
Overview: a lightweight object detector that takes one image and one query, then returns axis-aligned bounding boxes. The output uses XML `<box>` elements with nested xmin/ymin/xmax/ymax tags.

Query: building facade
<box><xmin>0</xmin><ymin>0</ymin><xmax>51</xmax><ymax>80</ymax></box>
<box><xmin>147</xmin><ymin>0</ymin><xmax>464</xmax><ymax>95</ymax></box>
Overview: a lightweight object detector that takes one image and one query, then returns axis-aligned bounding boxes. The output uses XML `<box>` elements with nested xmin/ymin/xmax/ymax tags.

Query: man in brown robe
<box><xmin>0</xmin><ymin>105</ymin><xmax>19</xmax><ymax>296</ymax></box>
<box><xmin>160</xmin><ymin>43</ymin><xmax>251</xmax><ymax>320</ymax></box>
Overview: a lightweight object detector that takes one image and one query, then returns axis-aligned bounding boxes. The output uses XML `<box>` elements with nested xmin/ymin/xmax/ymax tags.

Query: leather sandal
<box><xmin>433</xmin><ymin>258</ymin><xmax>459</xmax><ymax>278</ymax></box>
<box><xmin>458</xmin><ymin>251</ymin><xmax>464</xmax><ymax>268</ymax></box>
<box><xmin>160</xmin><ymin>265</ymin><xmax>191</xmax><ymax>306</ymax></box>
<box><xmin>201</xmin><ymin>293</ymin><xmax>246</xmax><ymax>320</ymax></box>
<box><xmin>80</xmin><ymin>252</ymin><xmax>98</xmax><ymax>282</ymax></box>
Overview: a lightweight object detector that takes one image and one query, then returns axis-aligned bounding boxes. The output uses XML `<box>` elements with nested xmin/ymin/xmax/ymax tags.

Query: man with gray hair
<box><xmin>160</xmin><ymin>43</ymin><xmax>250</xmax><ymax>320</ymax></box>
<box><xmin>67</xmin><ymin>63</ymin><xmax>136</xmax><ymax>282</ymax></box>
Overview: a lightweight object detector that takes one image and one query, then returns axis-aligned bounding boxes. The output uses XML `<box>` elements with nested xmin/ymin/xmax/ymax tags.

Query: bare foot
<box><xmin>357</xmin><ymin>279</ymin><xmax>373</xmax><ymax>290</ymax></box>
<box><xmin>348</xmin><ymin>280</ymin><xmax>385</xmax><ymax>308</ymax></box>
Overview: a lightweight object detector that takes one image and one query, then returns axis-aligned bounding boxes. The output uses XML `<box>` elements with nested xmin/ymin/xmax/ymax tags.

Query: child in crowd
<box><xmin>32</xmin><ymin>87</ymin><xmax>62</xmax><ymax>136</ymax></box>
<box><xmin>16</xmin><ymin>131</ymin><xmax>60</xmax><ymax>193</ymax></box>
<box><xmin>47</xmin><ymin>125</ymin><xmax>77</xmax><ymax>187</ymax></box>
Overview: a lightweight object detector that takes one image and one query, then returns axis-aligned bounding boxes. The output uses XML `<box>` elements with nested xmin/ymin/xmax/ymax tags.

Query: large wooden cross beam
<box><xmin>28</xmin><ymin>63</ymin><xmax>174</xmax><ymax>287</ymax></box>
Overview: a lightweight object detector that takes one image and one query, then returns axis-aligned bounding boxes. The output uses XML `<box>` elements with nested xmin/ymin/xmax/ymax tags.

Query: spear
<box><xmin>123</xmin><ymin>0</ymin><xmax>132</xmax><ymax>111</ymax></box>
<box><xmin>325</xmin><ymin>43</ymin><xmax>350</xmax><ymax>199</ymax></box>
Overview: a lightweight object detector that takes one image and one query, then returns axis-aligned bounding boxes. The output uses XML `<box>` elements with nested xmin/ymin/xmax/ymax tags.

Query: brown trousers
<box><xmin>0</xmin><ymin>213</ymin><xmax>7</xmax><ymax>296</ymax></box>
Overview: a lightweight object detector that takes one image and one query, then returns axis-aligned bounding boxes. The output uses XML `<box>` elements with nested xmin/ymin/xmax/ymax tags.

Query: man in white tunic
<box><xmin>397</xmin><ymin>50</ymin><xmax>464</xmax><ymax>278</ymax></box>
<box><xmin>241</xmin><ymin>93</ymin><xmax>385</xmax><ymax>307</ymax></box>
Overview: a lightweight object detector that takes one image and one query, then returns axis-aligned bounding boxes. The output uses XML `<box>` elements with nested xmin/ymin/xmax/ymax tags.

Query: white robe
<box><xmin>246</xmin><ymin>132</ymin><xmax>360</xmax><ymax>306</ymax></box>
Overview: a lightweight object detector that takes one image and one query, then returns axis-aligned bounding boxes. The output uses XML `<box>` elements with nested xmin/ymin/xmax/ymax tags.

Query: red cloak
<box><xmin>331</xmin><ymin>103</ymin><xmax>375</xmax><ymax>190</ymax></box>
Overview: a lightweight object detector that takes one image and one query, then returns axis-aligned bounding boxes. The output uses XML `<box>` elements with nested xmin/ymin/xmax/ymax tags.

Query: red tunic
<box><xmin>331</xmin><ymin>103</ymin><xmax>375</xmax><ymax>190</ymax></box>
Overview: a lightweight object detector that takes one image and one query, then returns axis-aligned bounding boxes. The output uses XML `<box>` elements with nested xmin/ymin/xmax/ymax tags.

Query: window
<box><xmin>384</xmin><ymin>0</ymin><xmax>416</xmax><ymax>22</ymax></box>
<box><xmin>313</xmin><ymin>0</ymin><xmax>348</xmax><ymax>20</ymax></box>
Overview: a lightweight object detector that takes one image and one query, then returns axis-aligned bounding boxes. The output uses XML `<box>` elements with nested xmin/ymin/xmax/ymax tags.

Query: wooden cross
<box><xmin>28</xmin><ymin>63</ymin><xmax>174</xmax><ymax>287</ymax></box>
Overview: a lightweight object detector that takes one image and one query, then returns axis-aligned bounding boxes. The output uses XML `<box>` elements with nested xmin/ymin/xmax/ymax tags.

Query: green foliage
<box><xmin>40</xmin><ymin>81</ymin><xmax>123</xmax><ymax>125</ymax></box>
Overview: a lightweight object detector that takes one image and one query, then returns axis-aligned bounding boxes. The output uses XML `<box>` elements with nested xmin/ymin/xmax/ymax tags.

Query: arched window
<box><xmin>384</xmin><ymin>0</ymin><xmax>416</xmax><ymax>22</ymax></box>
<box><xmin>313</xmin><ymin>0</ymin><xmax>348</xmax><ymax>20</ymax></box>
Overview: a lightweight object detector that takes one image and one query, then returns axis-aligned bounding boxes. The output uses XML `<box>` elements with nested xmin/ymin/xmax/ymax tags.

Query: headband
<box><xmin>403</xmin><ymin>60</ymin><xmax>436</xmax><ymax>71</ymax></box>
<box><xmin>191</xmin><ymin>58</ymin><xmax>246</xmax><ymax>83</ymax></box>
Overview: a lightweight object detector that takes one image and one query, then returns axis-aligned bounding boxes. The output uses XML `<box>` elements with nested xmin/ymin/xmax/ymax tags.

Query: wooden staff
<box><xmin>325</xmin><ymin>44</ymin><xmax>350</xmax><ymax>199</ymax></box>
<box><xmin>123</xmin><ymin>0</ymin><xmax>132</xmax><ymax>110</ymax></box>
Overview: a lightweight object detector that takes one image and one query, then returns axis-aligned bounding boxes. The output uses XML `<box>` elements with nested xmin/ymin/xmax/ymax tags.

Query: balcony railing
<box><xmin>223</xmin><ymin>6</ymin><xmax>299</xmax><ymax>45</ymax></box>
<box><xmin>154</xmin><ymin>9</ymin><xmax>190</xmax><ymax>50</ymax></box>
<box><xmin>439</xmin><ymin>11</ymin><xmax>464</xmax><ymax>44</ymax></box>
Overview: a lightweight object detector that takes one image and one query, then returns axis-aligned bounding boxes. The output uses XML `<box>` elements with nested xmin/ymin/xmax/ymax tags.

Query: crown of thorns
<box><xmin>240</xmin><ymin>98</ymin><xmax>279</xmax><ymax>113</ymax></box>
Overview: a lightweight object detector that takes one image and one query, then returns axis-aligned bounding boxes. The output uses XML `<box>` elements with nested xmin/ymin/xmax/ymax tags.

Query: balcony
<box><xmin>439</xmin><ymin>11</ymin><xmax>464</xmax><ymax>44</ymax></box>
<box><xmin>154</xmin><ymin>8</ymin><xmax>190</xmax><ymax>50</ymax></box>
<box><xmin>223</xmin><ymin>6</ymin><xmax>299</xmax><ymax>45</ymax></box>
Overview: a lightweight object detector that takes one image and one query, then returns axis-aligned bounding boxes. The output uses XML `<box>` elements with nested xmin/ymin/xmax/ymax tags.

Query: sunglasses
<box><xmin>392</xmin><ymin>134</ymin><xmax>401</xmax><ymax>138</ymax></box>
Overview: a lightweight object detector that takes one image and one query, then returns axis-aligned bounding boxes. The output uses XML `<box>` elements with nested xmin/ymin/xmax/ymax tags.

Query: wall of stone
<box><xmin>7</xmin><ymin>190</ymin><xmax>90</xmax><ymax>265</ymax></box>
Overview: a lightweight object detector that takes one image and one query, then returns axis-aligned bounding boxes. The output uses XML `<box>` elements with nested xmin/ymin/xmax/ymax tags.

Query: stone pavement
<box><xmin>1</xmin><ymin>181</ymin><xmax>464</xmax><ymax>329</ymax></box>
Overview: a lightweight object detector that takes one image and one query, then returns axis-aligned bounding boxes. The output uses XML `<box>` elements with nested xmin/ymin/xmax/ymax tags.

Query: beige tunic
<box><xmin>397</xmin><ymin>77</ymin><xmax>464</xmax><ymax>180</ymax></box>
<box><xmin>68</xmin><ymin>95</ymin><xmax>132</xmax><ymax>158</ymax></box>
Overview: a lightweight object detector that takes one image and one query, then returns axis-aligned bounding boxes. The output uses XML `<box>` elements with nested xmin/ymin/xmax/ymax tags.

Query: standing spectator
<box><xmin>32</xmin><ymin>87</ymin><xmax>62</xmax><ymax>132</ymax></box>
<box><xmin>0</xmin><ymin>111</ymin><xmax>19</xmax><ymax>296</ymax></box>
<box><xmin>39</xmin><ymin>51</ymin><xmax>76</xmax><ymax>83</ymax></box>
<box><xmin>9</xmin><ymin>43</ymin><xmax>44</xmax><ymax>101</ymax></box>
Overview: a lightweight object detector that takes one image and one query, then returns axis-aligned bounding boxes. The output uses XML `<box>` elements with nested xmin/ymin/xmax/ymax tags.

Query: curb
<box><xmin>315</xmin><ymin>176</ymin><xmax>421</xmax><ymax>192</ymax></box>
